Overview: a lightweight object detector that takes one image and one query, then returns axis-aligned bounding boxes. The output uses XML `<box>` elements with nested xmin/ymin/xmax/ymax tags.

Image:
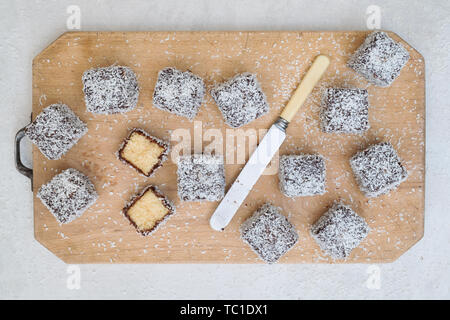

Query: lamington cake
<box><xmin>279</xmin><ymin>154</ymin><xmax>326</xmax><ymax>197</ymax></box>
<box><xmin>123</xmin><ymin>185</ymin><xmax>175</xmax><ymax>236</ymax></box>
<box><xmin>82</xmin><ymin>65</ymin><xmax>139</xmax><ymax>114</ymax></box>
<box><xmin>25</xmin><ymin>103</ymin><xmax>87</xmax><ymax>160</ymax></box>
<box><xmin>117</xmin><ymin>128</ymin><xmax>169</xmax><ymax>177</ymax></box>
<box><xmin>320</xmin><ymin>88</ymin><xmax>370</xmax><ymax>134</ymax></box>
<box><xmin>37</xmin><ymin>168</ymin><xmax>98</xmax><ymax>224</ymax></box>
<box><xmin>152</xmin><ymin>67</ymin><xmax>206</xmax><ymax>119</ymax></box>
<box><xmin>350</xmin><ymin>142</ymin><xmax>408</xmax><ymax>197</ymax></box>
<box><xmin>177</xmin><ymin>154</ymin><xmax>225</xmax><ymax>202</ymax></box>
<box><xmin>311</xmin><ymin>202</ymin><xmax>370</xmax><ymax>260</ymax></box>
<box><xmin>211</xmin><ymin>73</ymin><xmax>269</xmax><ymax>128</ymax></box>
<box><xmin>347</xmin><ymin>31</ymin><xmax>410</xmax><ymax>87</ymax></box>
<box><xmin>240</xmin><ymin>203</ymin><xmax>298</xmax><ymax>264</ymax></box>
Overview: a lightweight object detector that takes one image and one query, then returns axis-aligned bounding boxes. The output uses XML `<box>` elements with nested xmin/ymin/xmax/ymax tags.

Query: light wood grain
<box><xmin>32</xmin><ymin>31</ymin><xmax>425</xmax><ymax>263</ymax></box>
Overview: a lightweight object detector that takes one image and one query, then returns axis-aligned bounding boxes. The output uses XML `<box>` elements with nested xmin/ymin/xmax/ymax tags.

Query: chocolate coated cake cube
<box><xmin>153</xmin><ymin>67</ymin><xmax>206</xmax><ymax>119</ymax></box>
<box><xmin>350</xmin><ymin>142</ymin><xmax>408</xmax><ymax>197</ymax></box>
<box><xmin>82</xmin><ymin>65</ymin><xmax>139</xmax><ymax>114</ymax></box>
<box><xmin>123</xmin><ymin>185</ymin><xmax>175</xmax><ymax>236</ymax></box>
<box><xmin>240</xmin><ymin>203</ymin><xmax>298</xmax><ymax>264</ymax></box>
<box><xmin>347</xmin><ymin>31</ymin><xmax>409</xmax><ymax>87</ymax></box>
<box><xmin>320</xmin><ymin>88</ymin><xmax>370</xmax><ymax>134</ymax></box>
<box><xmin>211</xmin><ymin>73</ymin><xmax>269</xmax><ymax>128</ymax></box>
<box><xmin>117</xmin><ymin>128</ymin><xmax>169</xmax><ymax>177</ymax></box>
<box><xmin>311</xmin><ymin>202</ymin><xmax>369</xmax><ymax>260</ymax></box>
<box><xmin>279</xmin><ymin>154</ymin><xmax>326</xmax><ymax>197</ymax></box>
<box><xmin>177</xmin><ymin>154</ymin><xmax>225</xmax><ymax>202</ymax></box>
<box><xmin>25</xmin><ymin>103</ymin><xmax>87</xmax><ymax>160</ymax></box>
<box><xmin>37</xmin><ymin>168</ymin><xmax>98</xmax><ymax>224</ymax></box>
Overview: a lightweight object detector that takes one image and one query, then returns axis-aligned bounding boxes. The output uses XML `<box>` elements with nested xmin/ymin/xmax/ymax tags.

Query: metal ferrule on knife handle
<box><xmin>274</xmin><ymin>117</ymin><xmax>289</xmax><ymax>132</ymax></box>
<box><xmin>209</xmin><ymin>55</ymin><xmax>330</xmax><ymax>231</ymax></box>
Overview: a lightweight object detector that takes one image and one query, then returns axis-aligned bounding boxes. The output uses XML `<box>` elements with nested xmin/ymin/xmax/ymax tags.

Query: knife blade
<box><xmin>209</xmin><ymin>120</ymin><xmax>287</xmax><ymax>230</ymax></box>
<box><xmin>209</xmin><ymin>55</ymin><xmax>330</xmax><ymax>231</ymax></box>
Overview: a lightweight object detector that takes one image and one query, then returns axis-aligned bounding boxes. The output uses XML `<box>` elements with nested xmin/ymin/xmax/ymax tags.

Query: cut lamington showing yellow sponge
<box><xmin>123</xmin><ymin>185</ymin><xmax>175</xmax><ymax>236</ymax></box>
<box><xmin>118</xmin><ymin>128</ymin><xmax>169</xmax><ymax>177</ymax></box>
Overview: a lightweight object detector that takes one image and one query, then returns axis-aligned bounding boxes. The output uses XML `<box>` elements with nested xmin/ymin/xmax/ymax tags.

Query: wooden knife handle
<box><xmin>279</xmin><ymin>55</ymin><xmax>330</xmax><ymax>123</ymax></box>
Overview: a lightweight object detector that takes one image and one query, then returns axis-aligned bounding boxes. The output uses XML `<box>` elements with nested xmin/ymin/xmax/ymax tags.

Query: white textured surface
<box><xmin>1</xmin><ymin>0</ymin><xmax>449</xmax><ymax>299</ymax></box>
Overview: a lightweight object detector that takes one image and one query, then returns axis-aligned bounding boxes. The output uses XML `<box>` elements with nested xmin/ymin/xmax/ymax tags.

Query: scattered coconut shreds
<box><xmin>36</xmin><ymin>32</ymin><xmax>423</xmax><ymax>263</ymax></box>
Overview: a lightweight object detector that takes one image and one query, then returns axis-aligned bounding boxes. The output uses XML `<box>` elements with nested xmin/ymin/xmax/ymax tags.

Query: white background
<box><xmin>1</xmin><ymin>0</ymin><xmax>449</xmax><ymax>299</ymax></box>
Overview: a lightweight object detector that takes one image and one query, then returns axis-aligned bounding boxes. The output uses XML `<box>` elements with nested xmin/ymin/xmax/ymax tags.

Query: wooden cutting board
<box><xmin>31</xmin><ymin>31</ymin><xmax>425</xmax><ymax>263</ymax></box>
